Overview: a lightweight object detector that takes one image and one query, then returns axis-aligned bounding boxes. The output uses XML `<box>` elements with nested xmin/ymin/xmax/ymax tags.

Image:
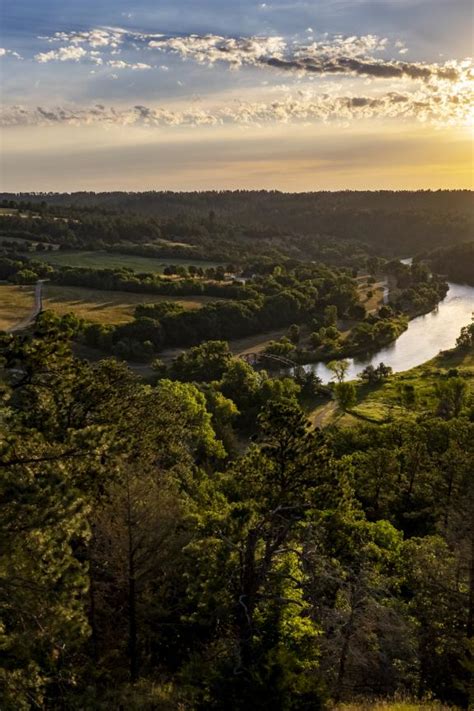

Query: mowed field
<box><xmin>0</xmin><ymin>283</ymin><xmax>217</xmax><ymax>330</ymax></box>
<box><xmin>31</xmin><ymin>249</ymin><xmax>223</xmax><ymax>273</ymax></box>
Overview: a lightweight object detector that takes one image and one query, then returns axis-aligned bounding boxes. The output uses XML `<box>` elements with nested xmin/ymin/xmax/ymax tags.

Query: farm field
<box><xmin>0</xmin><ymin>283</ymin><xmax>217</xmax><ymax>329</ymax></box>
<box><xmin>30</xmin><ymin>249</ymin><xmax>224</xmax><ymax>273</ymax></box>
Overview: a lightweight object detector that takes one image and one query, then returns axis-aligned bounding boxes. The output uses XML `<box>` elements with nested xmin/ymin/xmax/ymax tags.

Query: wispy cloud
<box><xmin>34</xmin><ymin>26</ymin><xmax>471</xmax><ymax>86</ymax></box>
<box><xmin>0</xmin><ymin>47</ymin><xmax>23</xmax><ymax>60</ymax></box>
<box><xmin>107</xmin><ymin>60</ymin><xmax>152</xmax><ymax>70</ymax></box>
<box><xmin>2</xmin><ymin>84</ymin><xmax>470</xmax><ymax>129</ymax></box>
<box><xmin>42</xmin><ymin>27</ymin><xmax>163</xmax><ymax>48</ymax></box>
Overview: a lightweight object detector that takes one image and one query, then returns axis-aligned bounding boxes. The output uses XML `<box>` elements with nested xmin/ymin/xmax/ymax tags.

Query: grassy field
<box><xmin>0</xmin><ymin>284</ymin><xmax>36</xmax><ymax>330</ymax></box>
<box><xmin>31</xmin><ymin>250</ymin><xmax>223</xmax><ymax>274</ymax></box>
<box><xmin>351</xmin><ymin>347</ymin><xmax>473</xmax><ymax>421</ymax></box>
<box><xmin>310</xmin><ymin>347</ymin><xmax>474</xmax><ymax>428</ymax></box>
<box><xmin>0</xmin><ymin>283</ymin><xmax>217</xmax><ymax>329</ymax></box>
<box><xmin>356</xmin><ymin>275</ymin><xmax>388</xmax><ymax>314</ymax></box>
<box><xmin>0</xmin><ymin>207</ymin><xmax>19</xmax><ymax>216</ymax></box>
<box><xmin>43</xmin><ymin>285</ymin><xmax>219</xmax><ymax>324</ymax></box>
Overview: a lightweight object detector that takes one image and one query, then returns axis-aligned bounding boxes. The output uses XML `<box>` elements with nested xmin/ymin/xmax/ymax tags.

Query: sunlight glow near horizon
<box><xmin>0</xmin><ymin>0</ymin><xmax>473</xmax><ymax>190</ymax></box>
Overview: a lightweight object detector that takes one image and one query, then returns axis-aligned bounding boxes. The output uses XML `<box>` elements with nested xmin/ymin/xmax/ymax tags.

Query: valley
<box><xmin>0</xmin><ymin>191</ymin><xmax>472</xmax><ymax>710</ymax></box>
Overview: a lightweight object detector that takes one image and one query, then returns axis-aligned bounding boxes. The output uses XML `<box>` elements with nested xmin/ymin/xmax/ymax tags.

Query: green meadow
<box><xmin>30</xmin><ymin>249</ymin><xmax>224</xmax><ymax>273</ymax></box>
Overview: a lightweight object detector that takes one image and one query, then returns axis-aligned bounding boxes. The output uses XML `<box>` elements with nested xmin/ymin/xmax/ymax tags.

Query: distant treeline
<box><xmin>423</xmin><ymin>241</ymin><xmax>474</xmax><ymax>286</ymax></box>
<box><xmin>1</xmin><ymin>190</ymin><xmax>472</xmax><ymax>258</ymax></box>
<box><xmin>0</xmin><ymin>208</ymin><xmax>373</xmax><ymax>266</ymax></box>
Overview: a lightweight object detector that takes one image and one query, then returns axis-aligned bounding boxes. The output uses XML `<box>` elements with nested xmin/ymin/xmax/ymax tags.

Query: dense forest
<box><xmin>1</xmin><ymin>315</ymin><xmax>473</xmax><ymax>709</ymax></box>
<box><xmin>422</xmin><ymin>241</ymin><xmax>474</xmax><ymax>286</ymax></box>
<box><xmin>1</xmin><ymin>190</ymin><xmax>473</xmax><ymax>258</ymax></box>
<box><xmin>0</xmin><ymin>192</ymin><xmax>473</xmax><ymax>709</ymax></box>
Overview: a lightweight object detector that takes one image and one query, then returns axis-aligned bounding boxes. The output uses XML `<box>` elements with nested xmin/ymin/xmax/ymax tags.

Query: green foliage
<box><xmin>358</xmin><ymin>362</ymin><xmax>393</xmax><ymax>385</ymax></box>
<box><xmin>1</xmin><ymin>310</ymin><xmax>473</xmax><ymax>709</ymax></box>
<box><xmin>170</xmin><ymin>340</ymin><xmax>233</xmax><ymax>382</ymax></box>
<box><xmin>456</xmin><ymin>321</ymin><xmax>474</xmax><ymax>350</ymax></box>
<box><xmin>425</xmin><ymin>240</ymin><xmax>474</xmax><ymax>286</ymax></box>
<box><xmin>263</xmin><ymin>336</ymin><xmax>296</xmax><ymax>358</ymax></box>
<box><xmin>334</xmin><ymin>381</ymin><xmax>357</xmax><ymax>411</ymax></box>
<box><xmin>435</xmin><ymin>377</ymin><xmax>468</xmax><ymax>418</ymax></box>
<box><xmin>328</xmin><ymin>359</ymin><xmax>350</xmax><ymax>383</ymax></box>
<box><xmin>288</xmin><ymin>323</ymin><xmax>301</xmax><ymax>344</ymax></box>
<box><xmin>324</xmin><ymin>305</ymin><xmax>338</xmax><ymax>326</ymax></box>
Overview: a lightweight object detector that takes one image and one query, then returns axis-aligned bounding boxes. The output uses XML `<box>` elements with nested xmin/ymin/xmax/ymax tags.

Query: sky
<box><xmin>0</xmin><ymin>0</ymin><xmax>472</xmax><ymax>191</ymax></box>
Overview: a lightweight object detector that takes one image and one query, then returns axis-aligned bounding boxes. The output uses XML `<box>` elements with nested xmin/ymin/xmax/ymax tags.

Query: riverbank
<box><xmin>300</xmin><ymin>280</ymin><xmax>474</xmax><ymax>384</ymax></box>
<box><xmin>240</xmin><ymin>272</ymin><xmax>449</xmax><ymax>372</ymax></box>
<box><xmin>308</xmin><ymin>344</ymin><xmax>474</xmax><ymax>429</ymax></box>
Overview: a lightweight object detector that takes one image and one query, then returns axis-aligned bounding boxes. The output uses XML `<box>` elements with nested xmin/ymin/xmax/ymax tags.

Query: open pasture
<box><xmin>42</xmin><ymin>285</ymin><xmax>217</xmax><ymax>324</ymax></box>
<box><xmin>0</xmin><ymin>284</ymin><xmax>36</xmax><ymax>330</ymax></box>
<box><xmin>0</xmin><ymin>283</ymin><xmax>217</xmax><ymax>329</ymax></box>
<box><xmin>31</xmin><ymin>249</ymin><xmax>223</xmax><ymax>273</ymax></box>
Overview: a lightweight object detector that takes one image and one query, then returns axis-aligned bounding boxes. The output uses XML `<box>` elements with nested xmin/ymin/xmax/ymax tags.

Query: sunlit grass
<box><xmin>0</xmin><ymin>283</ymin><xmax>218</xmax><ymax>329</ymax></box>
<box><xmin>0</xmin><ymin>284</ymin><xmax>36</xmax><ymax>330</ymax></box>
<box><xmin>309</xmin><ymin>346</ymin><xmax>474</xmax><ymax>428</ymax></box>
<box><xmin>42</xmin><ymin>285</ymin><xmax>217</xmax><ymax>325</ymax></box>
<box><xmin>31</xmin><ymin>249</ymin><xmax>223</xmax><ymax>274</ymax></box>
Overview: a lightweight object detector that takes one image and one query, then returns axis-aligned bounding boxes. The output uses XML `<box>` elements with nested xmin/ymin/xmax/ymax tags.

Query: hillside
<box><xmin>2</xmin><ymin>191</ymin><xmax>473</xmax><ymax>256</ymax></box>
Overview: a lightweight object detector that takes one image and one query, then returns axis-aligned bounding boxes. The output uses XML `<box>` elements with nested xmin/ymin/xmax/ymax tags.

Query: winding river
<box><xmin>303</xmin><ymin>279</ymin><xmax>474</xmax><ymax>384</ymax></box>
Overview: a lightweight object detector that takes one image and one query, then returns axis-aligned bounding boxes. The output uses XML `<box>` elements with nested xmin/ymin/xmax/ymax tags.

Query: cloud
<box><xmin>148</xmin><ymin>31</ymin><xmax>465</xmax><ymax>83</ymax></box>
<box><xmin>1</xmin><ymin>83</ymin><xmax>470</xmax><ymax>130</ymax></box>
<box><xmin>35</xmin><ymin>46</ymin><xmax>87</xmax><ymax>63</ymax></box>
<box><xmin>0</xmin><ymin>47</ymin><xmax>22</xmax><ymax>59</ymax></box>
<box><xmin>149</xmin><ymin>34</ymin><xmax>287</xmax><ymax>68</ymax></box>
<box><xmin>43</xmin><ymin>28</ymin><xmax>125</xmax><ymax>48</ymax></box>
<box><xmin>34</xmin><ymin>27</ymin><xmax>471</xmax><ymax>85</ymax></box>
<box><xmin>43</xmin><ymin>27</ymin><xmax>164</xmax><ymax>48</ymax></box>
<box><xmin>265</xmin><ymin>55</ymin><xmax>457</xmax><ymax>81</ymax></box>
<box><xmin>107</xmin><ymin>60</ymin><xmax>152</xmax><ymax>70</ymax></box>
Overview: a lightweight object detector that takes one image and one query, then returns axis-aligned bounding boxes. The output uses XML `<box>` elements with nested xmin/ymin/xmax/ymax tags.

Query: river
<box><xmin>302</xmin><ymin>279</ymin><xmax>474</xmax><ymax>383</ymax></box>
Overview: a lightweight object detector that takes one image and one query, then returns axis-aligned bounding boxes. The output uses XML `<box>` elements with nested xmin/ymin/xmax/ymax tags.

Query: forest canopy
<box><xmin>1</xmin><ymin>314</ymin><xmax>473</xmax><ymax>709</ymax></box>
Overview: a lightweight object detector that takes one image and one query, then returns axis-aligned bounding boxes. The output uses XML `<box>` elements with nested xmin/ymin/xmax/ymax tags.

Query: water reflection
<box><xmin>303</xmin><ymin>281</ymin><xmax>474</xmax><ymax>383</ymax></box>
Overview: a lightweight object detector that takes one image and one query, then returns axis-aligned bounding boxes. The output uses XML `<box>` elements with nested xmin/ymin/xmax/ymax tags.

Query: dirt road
<box><xmin>8</xmin><ymin>280</ymin><xmax>44</xmax><ymax>333</ymax></box>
